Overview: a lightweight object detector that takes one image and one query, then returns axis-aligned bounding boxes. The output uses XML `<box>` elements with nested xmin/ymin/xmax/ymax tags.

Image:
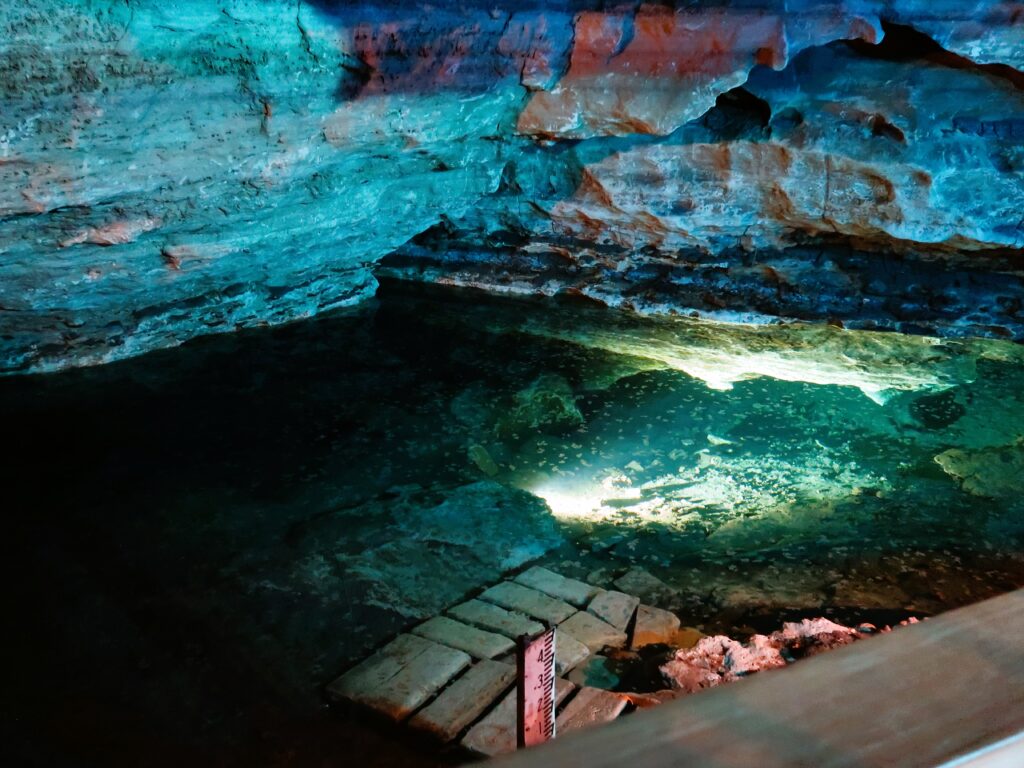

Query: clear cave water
<box><xmin>5</xmin><ymin>281</ymin><xmax>1024</xmax><ymax>767</ymax></box>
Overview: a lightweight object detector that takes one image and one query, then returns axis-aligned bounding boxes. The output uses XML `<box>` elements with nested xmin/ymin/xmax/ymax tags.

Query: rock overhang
<box><xmin>1</xmin><ymin>0</ymin><xmax>1023</xmax><ymax>374</ymax></box>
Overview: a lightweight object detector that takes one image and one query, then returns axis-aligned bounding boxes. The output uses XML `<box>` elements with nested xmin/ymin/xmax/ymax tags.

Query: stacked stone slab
<box><xmin>325</xmin><ymin>565</ymin><xmax>681</xmax><ymax>756</ymax></box>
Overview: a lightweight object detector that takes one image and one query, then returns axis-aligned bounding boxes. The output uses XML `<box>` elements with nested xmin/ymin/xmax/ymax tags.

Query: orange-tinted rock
<box><xmin>58</xmin><ymin>217</ymin><xmax>162</xmax><ymax>248</ymax></box>
<box><xmin>518</xmin><ymin>4</ymin><xmax>883</xmax><ymax>139</ymax></box>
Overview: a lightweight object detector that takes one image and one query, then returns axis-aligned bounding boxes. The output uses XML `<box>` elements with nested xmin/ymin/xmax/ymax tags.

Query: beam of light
<box><xmin>532</xmin><ymin>485</ymin><xmax>605</xmax><ymax>520</ymax></box>
<box><xmin>527</xmin><ymin>443</ymin><xmax>891</xmax><ymax>534</ymax></box>
<box><xmin>531</xmin><ymin>480</ymin><xmax>642</xmax><ymax>520</ymax></box>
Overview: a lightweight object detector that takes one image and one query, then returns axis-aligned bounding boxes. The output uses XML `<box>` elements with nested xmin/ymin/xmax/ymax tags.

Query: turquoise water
<box><xmin>5</xmin><ymin>282</ymin><xmax>1023</xmax><ymax>766</ymax></box>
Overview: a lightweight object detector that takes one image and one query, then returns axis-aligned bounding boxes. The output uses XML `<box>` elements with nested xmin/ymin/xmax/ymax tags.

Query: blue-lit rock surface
<box><xmin>3</xmin><ymin>0</ymin><xmax>1024</xmax><ymax>373</ymax></box>
<box><xmin>1</xmin><ymin>0</ymin><xmax>525</xmax><ymax>372</ymax></box>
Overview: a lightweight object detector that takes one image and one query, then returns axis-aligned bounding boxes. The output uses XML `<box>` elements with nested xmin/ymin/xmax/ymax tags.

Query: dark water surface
<box><xmin>4</xmin><ymin>282</ymin><xmax>1023</xmax><ymax>766</ymax></box>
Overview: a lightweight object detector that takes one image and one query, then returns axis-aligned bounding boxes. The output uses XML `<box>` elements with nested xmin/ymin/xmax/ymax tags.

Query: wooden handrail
<box><xmin>497</xmin><ymin>589</ymin><xmax>1024</xmax><ymax>768</ymax></box>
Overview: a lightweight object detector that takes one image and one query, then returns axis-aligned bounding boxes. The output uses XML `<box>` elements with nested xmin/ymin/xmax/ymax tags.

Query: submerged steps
<box><xmin>325</xmin><ymin>566</ymin><xmax>674</xmax><ymax>756</ymax></box>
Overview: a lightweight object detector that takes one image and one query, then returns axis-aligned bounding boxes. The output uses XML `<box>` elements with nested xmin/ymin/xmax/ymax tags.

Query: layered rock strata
<box><xmin>2</xmin><ymin>1</ymin><xmax>1023</xmax><ymax>373</ymax></box>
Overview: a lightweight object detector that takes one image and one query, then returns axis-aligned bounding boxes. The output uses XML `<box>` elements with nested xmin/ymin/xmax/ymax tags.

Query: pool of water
<box><xmin>5</xmin><ymin>281</ymin><xmax>1023</xmax><ymax>766</ymax></box>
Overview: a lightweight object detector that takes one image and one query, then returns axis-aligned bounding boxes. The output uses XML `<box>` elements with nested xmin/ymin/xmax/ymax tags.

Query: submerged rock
<box><xmin>339</xmin><ymin>482</ymin><xmax>564</xmax><ymax>617</ymax></box>
<box><xmin>393</xmin><ymin>481</ymin><xmax>562</xmax><ymax>572</ymax></box>
<box><xmin>567</xmin><ymin>655</ymin><xmax>620</xmax><ymax>691</ymax></box>
<box><xmin>495</xmin><ymin>374</ymin><xmax>584</xmax><ymax>438</ymax></box>
<box><xmin>911</xmin><ymin>390</ymin><xmax>967</xmax><ymax>430</ymax></box>
<box><xmin>467</xmin><ymin>444</ymin><xmax>501</xmax><ymax>477</ymax></box>
<box><xmin>631</xmin><ymin>605</ymin><xmax>682</xmax><ymax>649</ymax></box>
<box><xmin>613</xmin><ymin>567</ymin><xmax>675</xmax><ymax>605</ymax></box>
<box><xmin>935</xmin><ymin>440</ymin><xmax>1024</xmax><ymax>498</ymax></box>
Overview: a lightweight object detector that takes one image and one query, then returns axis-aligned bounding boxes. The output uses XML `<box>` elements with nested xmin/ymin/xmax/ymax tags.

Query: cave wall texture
<box><xmin>2</xmin><ymin>0</ymin><xmax>1023</xmax><ymax>373</ymax></box>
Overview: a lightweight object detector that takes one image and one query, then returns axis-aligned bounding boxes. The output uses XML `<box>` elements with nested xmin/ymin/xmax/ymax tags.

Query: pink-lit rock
<box><xmin>660</xmin><ymin>617</ymin><xmax>869</xmax><ymax>692</ymax></box>
<box><xmin>660</xmin><ymin>633</ymin><xmax>787</xmax><ymax>693</ymax></box>
<box><xmin>518</xmin><ymin>4</ymin><xmax>883</xmax><ymax>139</ymax></box>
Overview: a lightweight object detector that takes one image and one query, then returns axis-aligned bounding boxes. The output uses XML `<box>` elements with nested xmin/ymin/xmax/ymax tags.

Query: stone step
<box><xmin>326</xmin><ymin>633</ymin><xmax>431</xmax><ymax>704</ymax></box>
<box><xmin>631</xmin><ymin>604</ymin><xmax>681</xmax><ymax>649</ymax></box>
<box><xmin>514</xmin><ymin>566</ymin><xmax>600</xmax><ymax>607</ymax></box>
<box><xmin>588</xmin><ymin>590</ymin><xmax>640</xmax><ymax>631</ymax></box>
<box><xmin>613</xmin><ymin>568</ymin><xmax>675</xmax><ymax>604</ymax></box>
<box><xmin>449</xmin><ymin>599</ymin><xmax>544</xmax><ymax>638</ymax></box>
<box><xmin>412</xmin><ymin>616</ymin><xmax>515</xmax><ymax>660</ymax></box>
<box><xmin>554</xmin><ymin>630</ymin><xmax>590</xmax><ymax>675</ymax></box>
<box><xmin>461</xmin><ymin>677</ymin><xmax>576</xmax><ymax>757</ymax></box>
<box><xmin>556</xmin><ymin>686</ymin><xmax>629</xmax><ymax>735</ymax></box>
<box><xmin>480</xmin><ymin>581</ymin><xmax>577</xmax><ymax>625</ymax></box>
<box><xmin>559</xmin><ymin>611</ymin><xmax>628</xmax><ymax>652</ymax></box>
<box><xmin>325</xmin><ymin>567</ymin><xmax>649</xmax><ymax>742</ymax></box>
<box><xmin>327</xmin><ymin>634</ymin><xmax>471</xmax><ymax>720</ymax></box>
<box><xmin>408</xmin><ymin>660</ymin><xmax>516</xmax><ymax>742</ymax></box>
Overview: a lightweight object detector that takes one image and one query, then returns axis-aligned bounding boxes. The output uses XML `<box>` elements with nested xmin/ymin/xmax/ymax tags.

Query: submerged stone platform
<box><xmin>326</xmin><ymin>565</ymin><xmax>680</xmax><ymax>757</ymax></box>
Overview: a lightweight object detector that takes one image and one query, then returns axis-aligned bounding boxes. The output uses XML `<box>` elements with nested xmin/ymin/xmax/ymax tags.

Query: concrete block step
<box><xmin>588</xmin><ymin>590</ymin><xmax>640</xmax><ymax>631</ymax></box>
<box><xmin>559</xmin><ymin>611</ymin><xmax>628</xmax><ymax>652</ymax></box>
<box><xmin>631</xmin><ymin>604</ymin><xmax>681</xmax><ymax>649</ymax></box>
<box><xmin>461</xmin><ymin>677</ymin><xmax>576</xmax><ymax>757</ymax></box>
<box><xmin>327</xmin><ymin>634</ymin><xmax>470</xmax><ymax>720</ymax></box>
<box><xmin>514</xmin><ymin>566</ymin><xmax>601</xmax><ymax>607</ymax></box>
<box><xmin>409</xmin><ymin>660</ymin><xmax>516</xmax><ymax>742</ymax></box>
<box><xmin>556</xmin><ymin>686</ymin><xmax>629</xmax><ymax>735</ymax></box>
<box><xmin>480</xmin><ymin>581</ymin><xmax>577</xmax><ymax>624</ymax></box>
<box><xmin>554</xmin><ymin>630</ymin><xmax>590</xmax><ymax>675</ymax></box>
<box><xmin>412</xmin><ymin>616</ymin><xmax>514</xmax><ymax>660</ymax></box>
<box><xmin>449</xmin><ymin>599</ymin><xmax>544</xmax><ymax>638</ymax></box>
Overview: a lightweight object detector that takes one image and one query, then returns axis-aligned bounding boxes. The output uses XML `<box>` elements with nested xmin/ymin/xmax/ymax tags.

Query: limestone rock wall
<box><xmin>0</xmin><ymin>0</ymin><xmax>527</xmax><ymax>372</ymax></box>
<box><xmin>2</xmin><ymin>1</ymin><xmax>1023</xmax><ymax>373</ymax></box>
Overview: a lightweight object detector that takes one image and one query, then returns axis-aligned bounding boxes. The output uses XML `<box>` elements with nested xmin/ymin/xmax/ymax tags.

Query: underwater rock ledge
<box><xmin>2</xmin><ymin>1</ymin><xmax>1023</xmax><ymax>373</ymax></box>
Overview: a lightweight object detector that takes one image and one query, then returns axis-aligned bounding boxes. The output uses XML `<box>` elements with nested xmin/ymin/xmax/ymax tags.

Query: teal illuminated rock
<box><xmin>0</xmin><ymin>0</ymin><xmax>532</xmax><ymax>372</ymax></box>
<box><xmin>2</xmin><ymin>0</ymin><xmax>1023</xmax><ymax>374</ymax></box>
